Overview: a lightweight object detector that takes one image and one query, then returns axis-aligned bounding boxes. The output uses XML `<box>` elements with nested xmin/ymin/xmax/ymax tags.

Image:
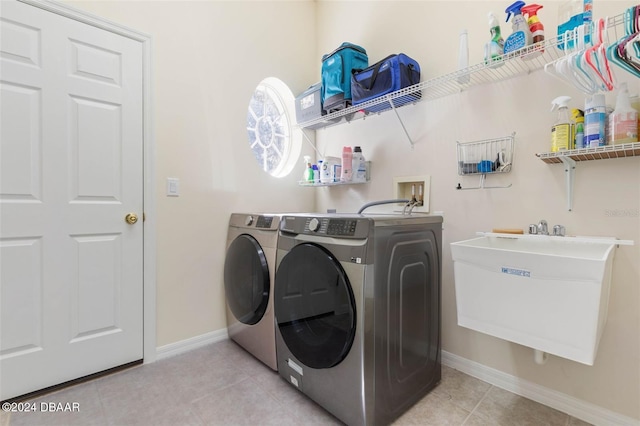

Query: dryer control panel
<box><xmin>256</xmin><ymin>215</ymin><xmax>274</xmax><ymax>229</ymax></box>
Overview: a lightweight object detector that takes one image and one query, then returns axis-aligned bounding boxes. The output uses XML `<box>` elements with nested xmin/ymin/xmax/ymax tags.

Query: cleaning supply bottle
<box><xmin>504</xmin><ymin>1</ymin><xmax>532</xmax><ymax>55</ymax></box>
<box><xmin>608</xmin><ymin>83</ymin><xmax>638</xmax><ymax>144</ymax></box>
<box><xmin>484</xmin><ymin>12</ymin><xmax>505</xmax><ymax>67</ymax></box>
<box><xmin>551</xmin><ymin>96</ymin><xmax>574</xmax><ymax>152</ymax></box>
<box><xmin>302</xmin><ymin>155</ymin><xmax>314</xmax><ymax>182</ymax></box>
<box><xmin>340</xmin><ymin>146</ymin><xmax>353</xmax><ymax>182</ymax></box>
<box><xmin>572</xmin><ymin>108</ymin><xmax>585</xmax><ymax>149</ymax></box>
<box><xmin>351</xmin><ymin>146</ymin><xmax>366</xmax><ymax>183</ymax></box>
<box><xmin>523</xmin><ymin>4</ymin><xmax>545</xmax><ymax>43</ymax></box>
<box><xmin>558</xmin><ymin>0</ymin><xmax>592</xmax><ymax>49</ymax></box>
<box><xmin>584</xmin><ymin>94</ymin><xmax>606</xmax><ymax>147</ymax></box>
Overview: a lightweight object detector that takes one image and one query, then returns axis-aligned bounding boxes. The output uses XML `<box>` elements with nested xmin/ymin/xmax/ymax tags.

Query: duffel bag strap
<box><xmin>353</xmin><ymin>54</ymin><xmax>396</xmax><ymax>90</ymax></box>
<box><xmin>404</xmin><ymin>63</ymin><xmax>418</xmax><ymax>83</ymax></box>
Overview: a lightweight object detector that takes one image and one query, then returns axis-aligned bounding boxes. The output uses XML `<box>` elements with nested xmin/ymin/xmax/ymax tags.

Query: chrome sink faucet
<box><xmin>529</xmin><ymin>220</ymin><xmax>565</xmax><ymax>236</ymax></box>
<box><xmin>553</xmin><ymin>224</ymin><xmax>566</xmax><ymax>236</ymax></box>
<box><xmin>531</xmin><ymin>219</ymin><xmax>548</xmax><ymax>235</ymax></box>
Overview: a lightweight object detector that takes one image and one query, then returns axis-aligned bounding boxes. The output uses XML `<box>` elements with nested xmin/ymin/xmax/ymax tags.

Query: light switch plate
<box><xmin>167</xmin><ymin>178</ymin><xmax>180</xmax><ymax>197</ymax></box>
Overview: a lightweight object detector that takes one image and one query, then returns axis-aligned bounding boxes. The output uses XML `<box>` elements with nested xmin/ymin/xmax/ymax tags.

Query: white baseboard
<box><xmin>156</xmin><ymin>328</ymin><xmax>228</xmax><ymax>360</ymax></box>
<box><xmin>442</xmin><ymin>350</ymin><xmax>640</xmax><ymax>426</ymax></box>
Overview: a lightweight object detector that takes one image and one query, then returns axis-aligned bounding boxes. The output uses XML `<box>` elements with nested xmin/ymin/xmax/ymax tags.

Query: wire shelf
<box><xmin>536</xmin><ymin>142</ymin><xmax>640</xmax><ymax>163</ymax></box>
<box><xmin>296</xmin><ymin>13</ymin><xmax>628</xmax><ymax>131</ymax></box>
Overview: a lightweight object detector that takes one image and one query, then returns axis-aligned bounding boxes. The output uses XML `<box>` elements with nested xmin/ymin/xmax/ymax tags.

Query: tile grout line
<box><xmin>460</xmin><ymin>384</ymin><xmax>494</xmax><ymax>426</ymax></box>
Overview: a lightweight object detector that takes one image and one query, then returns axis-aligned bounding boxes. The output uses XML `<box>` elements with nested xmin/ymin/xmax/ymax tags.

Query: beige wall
<box><xmin>64</xmin><ymin>0</ymin><xmax>639</xmax><ymax>421</ymax></box>
<box><xmin>64</xmin><ymin>0</ymin><xmax>318</xmax><ymax>346</ymax></box>
<box><xmin>314</xmin><ymin>1</ymin><xmax>639</xmax><ymax>421</ymax></box>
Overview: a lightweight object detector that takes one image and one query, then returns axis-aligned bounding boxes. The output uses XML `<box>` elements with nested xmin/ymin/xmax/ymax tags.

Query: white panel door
<box><xmin>0</xmin><ymin>0</ymin><xmax>144</xmax><ymax>400</ymax></box>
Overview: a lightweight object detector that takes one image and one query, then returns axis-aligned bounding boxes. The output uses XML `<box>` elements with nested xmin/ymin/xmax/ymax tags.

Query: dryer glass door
<box><xmin>275</xmin><ymin>243</ymin><xmax>356</xmax><ymax>369</ymax></box>
<box><xmin>224</xmin><ymin>234</ymin><xmax>270</xmax><ymax>325</ymax></box>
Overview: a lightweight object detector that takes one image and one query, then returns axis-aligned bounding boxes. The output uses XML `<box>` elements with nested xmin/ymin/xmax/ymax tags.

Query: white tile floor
<box><xmin>3</xmin><ymin>339</ymin><xmax>593</xmax><ymax>426</ymax></box>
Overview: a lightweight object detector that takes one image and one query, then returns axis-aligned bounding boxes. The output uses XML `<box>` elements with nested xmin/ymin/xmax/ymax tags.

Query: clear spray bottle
<box><xmin>551</xmin><ymin>96</ymin><xmax>574</xmax><ymax>152</ymax></box>
<box><xmin>484</xmin><ymin>12</ymin><xmax>505</xmax><ymax>67</ymax></box>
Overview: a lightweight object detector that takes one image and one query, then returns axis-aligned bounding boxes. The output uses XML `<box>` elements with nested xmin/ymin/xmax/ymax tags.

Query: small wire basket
<box><xmin>457</xmin><ymin>133</ymin><xmax>515</xmax><ymax>176</ymax></box>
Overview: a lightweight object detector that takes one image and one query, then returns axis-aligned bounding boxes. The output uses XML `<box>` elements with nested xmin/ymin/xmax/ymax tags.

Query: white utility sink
<box><xmin>450</xmin><ymin>232</ymin><xmax>633</xmax><ymax>365</ymax></box>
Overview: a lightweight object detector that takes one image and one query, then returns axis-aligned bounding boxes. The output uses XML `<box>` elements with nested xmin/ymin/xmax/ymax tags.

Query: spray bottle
<box><xmin>302</xmin><ymin>155</ymin><xmax>314</xmax><ymax>182</ymax></box>
<box><xmin>484</xmin><ymin>12</ymin><xmax>505</xmax><ymax>67</ymax></box>
<box><xmin>504</xmin><ymin>1</ymin><xmax>532</xmax><ymax>55</ymax></box>
<box><xmin>551</xmin><ymin>96</ymin><xmax>574</xmax><ymax>152</ymax></box>
<box><xmin>523</xmin><ymin>4</ymin><xmax>545</xmax><ymax>43</ymax></box>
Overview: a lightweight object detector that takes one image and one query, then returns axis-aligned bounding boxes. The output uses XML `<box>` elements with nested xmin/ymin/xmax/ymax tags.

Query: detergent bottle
<box><xmin>504</xmin><ymin>1</ymin><xmax>532</xmax><ymax>55</ymax></box>
<box><xmin>522</xmin><ymin>4</ymin><xmax>545</xmax><ymax>52</ymax></box>
<box><xmin>484</xmin><ymin>12</ymin><xmax>505</xmax><ymax>67</ymax></box>
<box><xmin>551</xmin><ymin>96</ymin><xmax>574</xmax><ymax>152</ymax></box>
<box><xmin>608</xmin><ymin>82</ymin><xmax>638</xmax><ymax>144</ymax></box>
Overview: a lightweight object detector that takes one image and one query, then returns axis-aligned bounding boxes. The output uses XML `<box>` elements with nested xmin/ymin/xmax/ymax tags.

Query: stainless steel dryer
<box><xmin>224</xmin><ymin>213</ymin><xmax>280</xmax><ymax>370</ymax></box>
<box><xmin>274</xmin><ymin>213</ymin><xmax>443</xmax><ymax>426</ymax></box>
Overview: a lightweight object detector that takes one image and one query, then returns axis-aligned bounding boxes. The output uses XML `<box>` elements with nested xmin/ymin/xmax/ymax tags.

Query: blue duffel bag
<box><xmin>321</xmin><ymin>42</ymin><xmax>368</xmax><ymax>113</ymax></box>
<box><xmin>351</xmin><ymin>53</ymin><xmax>421</xmax><ymax>113</ymax></box>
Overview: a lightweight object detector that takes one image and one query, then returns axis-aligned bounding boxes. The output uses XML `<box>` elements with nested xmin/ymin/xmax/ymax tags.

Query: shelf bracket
<box><xmin>559</xmin><ymin>156</ymin><xmax>576</xmax><ymax>211</ymax></box>
<box><xmin>387</xmin><ymin>95</ymin><xmax>414</xmax><ymax>148</ymax></box>
<box><xmin>300</xmin><ymin>128</ymin><xmax>323</xmax><ymax>159</ymax></box>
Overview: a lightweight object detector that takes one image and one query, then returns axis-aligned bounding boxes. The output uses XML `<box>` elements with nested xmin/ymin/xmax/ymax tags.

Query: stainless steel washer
<box><xmin>274</xmin><ymin>213</ymin><xmax>443</xmax><ymax>425</ymax></box>
<box><xmin>224</xmin><ymin>213</ymin><xmax>281</xmax><ymax>370</ymax></box>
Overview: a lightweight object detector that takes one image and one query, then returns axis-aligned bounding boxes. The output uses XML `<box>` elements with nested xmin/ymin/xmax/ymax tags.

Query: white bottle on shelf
<box><xmin>608</xmin><ymin>82</ymin><xmax>638</xmax><ymax>145</ymax></box>
<box><xmin>351</xmin><ymin>146</ymin><xmax>366</xmax><ymax>183</ymax></box>
<box><xmin>457</xmin><ymin>29</ymin><xmax>470</xmax><ymax>84</ymax></box>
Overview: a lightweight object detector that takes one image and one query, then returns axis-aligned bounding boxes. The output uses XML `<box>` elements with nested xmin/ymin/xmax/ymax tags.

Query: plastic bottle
<box><xmin>551</xmin><ymin>96</ymin><xmax>574</xmax><ymax>152</ymax></box>
<box><xmin>351</xmin><ymin>146</ymin><xmax>366</xmax><ymax>183</ymax></box>
<box><xmin>608</xmin><ymin>83</ymin><xmax>638</xmax><ymax>145</ymax></box>
<box><xmin>320</xmin><ymin>157</ymin><xmax>339</xmax><ymax>184</ymax></box>
<box><xmin>457</xmin><ymin>29</ymin><xmax>470</xmax><ymax>84</ymax></box>
<box><xmin>484</xmin><ymin>12</ymin><xmax>505</xmax><ymax>67</ymax></box>
<box><xmin>340</xmin><ymin>147</ymin><xmax>353</xmax><ymax>182</ymax></box>
<box><xmin>302</xmin><ymin>155</ymin><xmax>314</xmax><ymax>182</ymax></box>
<box><xmin>504</xmin><ymin>1</ymin><xmax>532</xmax><ymax>55</ymax></box>
<box><xmin>558</xmin><ymin>0</ymin><xmax>592</xmax><ymax>49</ymax></box>
<box><xmin>522</xmin><ymin>4</ymin><xmax>544</xmax><ymax>60</ymax></box>
<box><xmin>312</xmin><ymin>164</ymin><xmax>320</xmax><ymax>183</ymax></box>
<box><xmin>584</xmin><ymin>94</ymin><xmax>606</xmax><ymax>147</ymax></box>
<box><xmin>572</xmin><ymin>108</ymin><xmax>585</xmax><ymax>149</ymax></box>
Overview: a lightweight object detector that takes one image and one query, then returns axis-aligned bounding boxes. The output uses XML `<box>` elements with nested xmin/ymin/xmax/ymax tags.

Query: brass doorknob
<box><xmin>125</xmin><ymin>213</ymin><xmax>138</xmax><ymax>225</ymax></box>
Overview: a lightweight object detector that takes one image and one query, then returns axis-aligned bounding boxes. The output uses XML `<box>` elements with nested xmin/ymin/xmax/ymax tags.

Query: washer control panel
<box><xmin>303</xmin><ymin>217</ymin><xmax>362</xmax><ymax>237</ymax></box>
<box><xmin>326</xmin><ymin>219</ymin><xmax>358</xmax><ymax>236</ymax></box>
<box><xmin>281</xmin><ymin>215</ymin><xmax>370</xmax><ymax>239</ymax></box>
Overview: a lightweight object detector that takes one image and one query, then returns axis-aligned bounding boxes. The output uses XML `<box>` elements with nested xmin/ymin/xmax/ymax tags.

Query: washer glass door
<box><xmin>224</xmin><ymin>234</ymin><xmax>270</xmax><ymax>325</ymax></box>
<box><xmin>275</xmin><ymin>242</ymin><xmax>356</xmax><ymax>369</ymax></box>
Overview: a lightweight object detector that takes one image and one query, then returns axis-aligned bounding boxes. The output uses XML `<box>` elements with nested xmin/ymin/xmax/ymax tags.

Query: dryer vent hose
<box><xmin>357</xmin><ymin>199</ymin><xmax>410</xmax><ymax>214</ymax></box>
